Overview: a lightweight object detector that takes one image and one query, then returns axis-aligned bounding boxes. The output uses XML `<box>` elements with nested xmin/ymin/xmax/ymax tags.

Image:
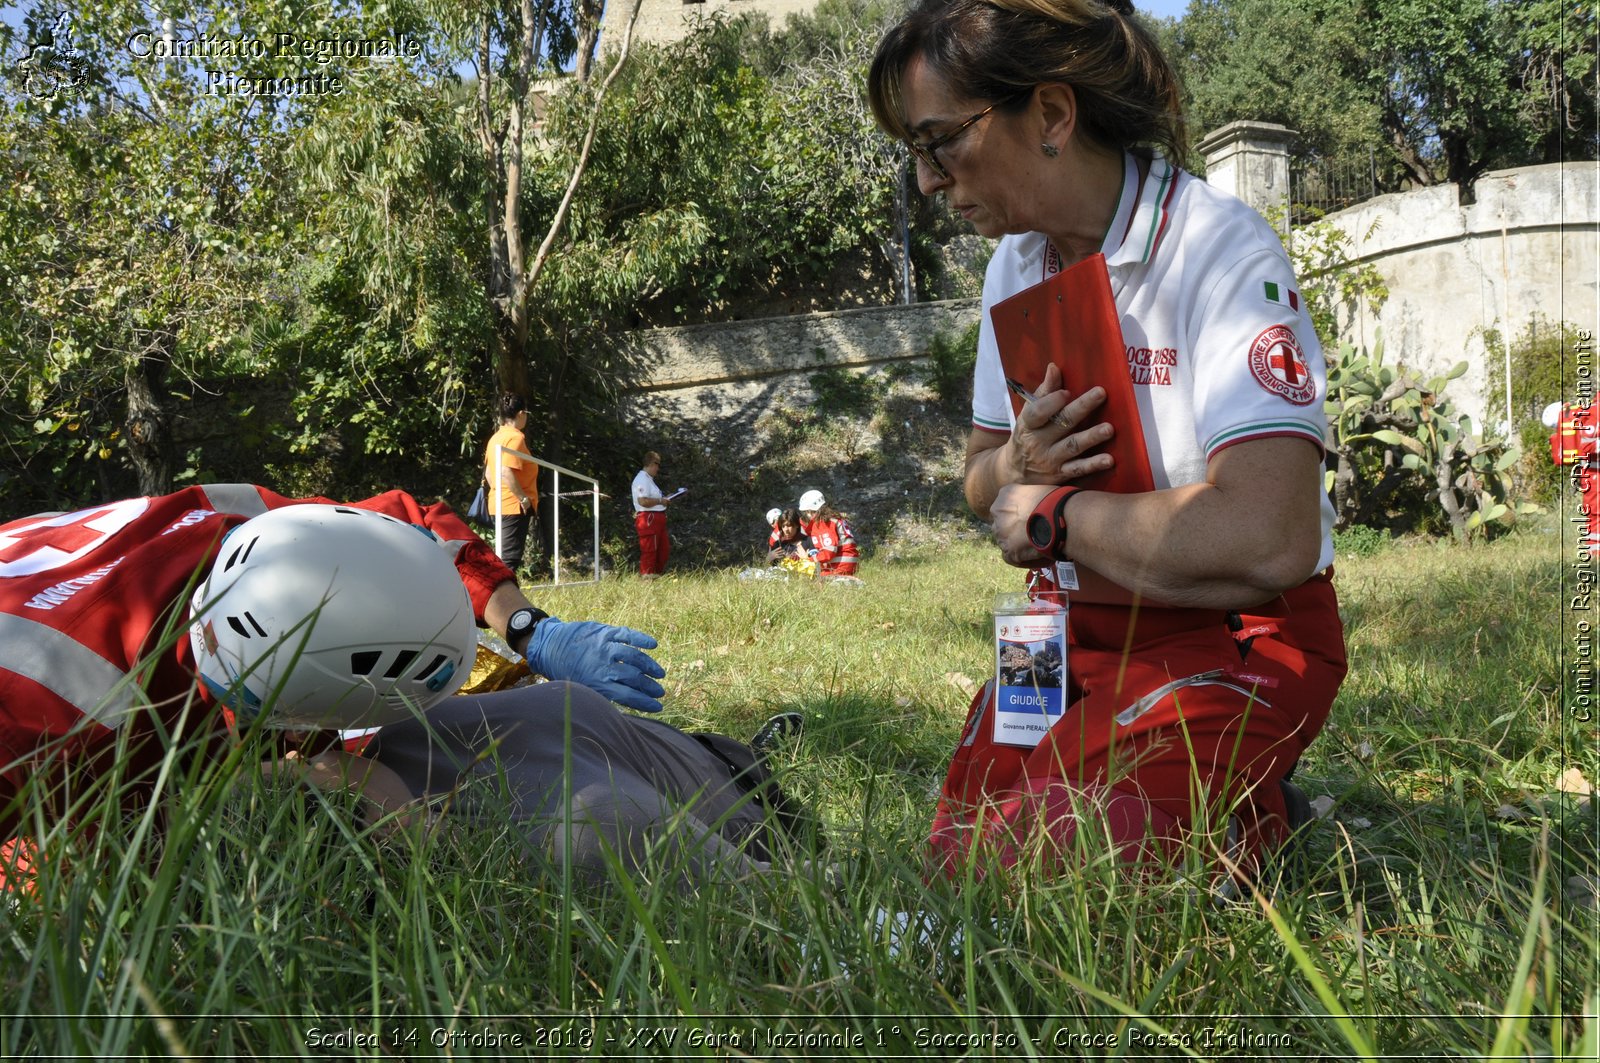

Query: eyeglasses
<box><xmin>905</xmin><ymin>103</ymin><xmax>1001</xmax><ymax>180</ymax></box>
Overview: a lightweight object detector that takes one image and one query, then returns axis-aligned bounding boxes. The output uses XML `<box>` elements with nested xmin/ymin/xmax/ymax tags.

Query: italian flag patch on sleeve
<box><xmin>1264</xmin><ymin>281</ymin><xmax>1300</xmax><ymax>313</ymax></box>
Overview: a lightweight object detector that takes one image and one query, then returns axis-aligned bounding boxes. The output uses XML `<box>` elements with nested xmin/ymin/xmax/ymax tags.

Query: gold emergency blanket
<box><xmin>457</xmin><ymin>631</ymin><xmax>538</xmax><ymax>695</ymax></box>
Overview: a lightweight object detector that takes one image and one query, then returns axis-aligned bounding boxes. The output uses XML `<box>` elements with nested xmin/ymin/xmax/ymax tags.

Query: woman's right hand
<box><xmin>1007</xmin><ymin>363</ymin><xmax>1117</xmax><ymax>485</ymax></box>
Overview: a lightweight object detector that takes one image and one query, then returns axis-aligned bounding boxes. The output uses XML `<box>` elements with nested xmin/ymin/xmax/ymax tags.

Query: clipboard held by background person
<box><xmin>988</xmin><ymin>252</ymin><xmax>1155</xmax><ymax>494</ymax></box>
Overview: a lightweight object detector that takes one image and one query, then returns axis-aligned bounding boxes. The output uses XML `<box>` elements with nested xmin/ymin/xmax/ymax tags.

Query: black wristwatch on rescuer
<box><xmin>1026</xmin><ymin>485</ymin><xmax>1082</xmax><ymax>559</ymax></box>
<box><xmin>505</xmin><ymin>606</ymin><xmax>548</xmax><ymax>656</ymax></box>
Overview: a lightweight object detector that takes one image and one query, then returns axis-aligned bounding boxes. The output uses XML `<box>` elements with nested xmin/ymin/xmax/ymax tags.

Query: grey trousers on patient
<box><xmin>364</xmin><ymin>682</ymin><xmax>772</xmax><ymax>882</ymax></box>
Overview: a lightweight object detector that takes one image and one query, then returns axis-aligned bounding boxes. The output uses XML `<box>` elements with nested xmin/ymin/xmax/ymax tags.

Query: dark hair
<box><xmin>867</xmin><ymin>0</ymin><xmax>1187</xmax><ymax>169</ymax></box>
<box><xmin>498</xmin><ymin>393</ymin><xmax>527</xmax><ymax>423</ymax></box>
<box><xmin>778</xmin><ymin>508</ymin><xmax>802</xmax><ymax>533</ymax></box>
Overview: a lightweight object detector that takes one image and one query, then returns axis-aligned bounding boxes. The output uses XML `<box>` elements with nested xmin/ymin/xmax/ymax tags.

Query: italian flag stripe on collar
<box><xmin>1106</xmin><ymin>152</ymin><xmax>1179</xmax><ymax>269</ymax></box>
<box><xmin>1135</xmin><ymin>158</ymin><xmax>1178</xmax><ymax>264</ymax></box>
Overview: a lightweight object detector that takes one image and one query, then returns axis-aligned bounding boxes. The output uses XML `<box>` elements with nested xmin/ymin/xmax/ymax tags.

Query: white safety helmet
<box><xmin>798</xmin><ymin>489</ymin><xmax>825</xmax><ymax>513</ymax></box>
<box><xmin>765</xmin><ymin>508</ymin><xmax>782</xmax><ymax>525</ymax></box>
<box><xmin>188</xmin><ymin>504</ymin><xmax>475</xmax><ymax>730</ymax></box>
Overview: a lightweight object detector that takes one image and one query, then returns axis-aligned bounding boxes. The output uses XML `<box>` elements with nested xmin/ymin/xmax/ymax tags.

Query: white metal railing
<box><xmin>489</xmin><ymin>445</ymin><xmax>601</xmax><ymax>588</ymax></box>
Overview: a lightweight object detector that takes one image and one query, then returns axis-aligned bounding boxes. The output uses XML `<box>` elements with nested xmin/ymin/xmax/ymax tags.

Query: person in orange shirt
<box><xmin>483</xmin><ymin>393</ymin><xmax>542</xmax><ymax>574</ymax></box>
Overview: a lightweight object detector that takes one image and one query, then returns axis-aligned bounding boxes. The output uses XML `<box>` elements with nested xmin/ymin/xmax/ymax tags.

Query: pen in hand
<box><xmin>1005</xmin><ymin>376</ymin><xmax>1077</xmax><ymax>431</ymax></box>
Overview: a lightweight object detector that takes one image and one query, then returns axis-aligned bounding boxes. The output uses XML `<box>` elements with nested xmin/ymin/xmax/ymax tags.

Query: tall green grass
<box><xmin>3</xmin><ymin>520</ymin><xmax>1591</xmax><ymax>1059</ymax></box>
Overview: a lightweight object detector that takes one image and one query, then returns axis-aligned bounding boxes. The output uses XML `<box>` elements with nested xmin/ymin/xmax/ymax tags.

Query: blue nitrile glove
<box><xmin>524</xmin><ymin>618</ymin><xmax>667</xmax><ymax>714</ymax></box>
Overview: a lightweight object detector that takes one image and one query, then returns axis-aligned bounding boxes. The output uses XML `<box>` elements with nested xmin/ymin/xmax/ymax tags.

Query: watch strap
<box><xmin>508</xmin><ymin>606</ymin><xmax>549</xmax><ymax>637</ymax></box>
<box><xmin>1027</xmin><ymin>485</ymin><xmax>1081</xmax><ymax>558</ymax></box>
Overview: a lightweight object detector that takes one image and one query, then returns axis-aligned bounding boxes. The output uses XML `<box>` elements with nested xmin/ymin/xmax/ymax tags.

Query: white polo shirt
<box><xmin>972</xmin><ymin>151</ymin><xmax>1336</xmax><ymax>572</ymax></box>
<box><xmin>632</xmin><ymin>468</ymin><xmax>664</xmax><ymax>513</ymax></box>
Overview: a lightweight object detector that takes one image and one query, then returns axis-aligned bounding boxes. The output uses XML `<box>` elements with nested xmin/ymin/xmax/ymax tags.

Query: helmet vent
<box><xmin>382</xmin><ymin>649</ymin><xmax>419</xmax><ymax>680</ymax></box>
<box><xmin>350</xmin><ymin>650</ymin><xmax>382</xmax><ymax>676</ymax></box>
<box><xmin>223</xmin><ymin>536</ymin><xmax>260</xmax><ymax>572</ymax></box>
<box><xmin>225</xmin><ymin>612</ymin><xmax>269</xmax><ymax>638</ymax></box>
<box><xmin>413</xmin><ymin>653</ymin><xmax>449</xmax><ymax>681</ymax></box>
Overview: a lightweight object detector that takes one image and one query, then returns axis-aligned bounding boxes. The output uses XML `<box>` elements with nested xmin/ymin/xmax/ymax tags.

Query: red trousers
<box><xmin>634</xmin><ymin>510</ymin><xmax>669</xmax><ymax>575</ymax></box>
<box><xmin>931</xmin><ymin>572</ymin><xmax>1347</xmax><ymax>877</ymax></box>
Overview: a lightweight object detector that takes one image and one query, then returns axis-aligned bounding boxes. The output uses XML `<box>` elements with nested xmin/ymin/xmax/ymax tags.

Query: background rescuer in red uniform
<box><xmin>796</xmin><ymin>489</ymin><xmax>860</xmax><ymax>577</ymax></box>
<box><xmin>1547</xmin><ymin>400</ymin><xmax>1600</xmax><ymax>555</ymax></box>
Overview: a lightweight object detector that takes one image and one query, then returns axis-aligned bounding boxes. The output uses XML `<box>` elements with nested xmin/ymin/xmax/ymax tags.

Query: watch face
<box><xmin>508</xmin><ymin>609</ymin><xmax>535</xmax><ymax>635</ymax></box>
<box><xmin>1027</xmin><ymin>513</ymin><xmax>1054</xmax><ymax>552</ymax></box>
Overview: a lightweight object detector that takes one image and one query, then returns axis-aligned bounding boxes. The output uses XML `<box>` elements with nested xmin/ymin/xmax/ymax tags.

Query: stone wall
<box><xmin>602</xmin><ymin>0</ymin><xmax>821</xmax><ymax>49</ymax></box>
<box><xmin>617</xmin><ymin>296</ymin><xmax>979</xmax><ymax>435</ymax></box>
<box><xmin>1320</xmin><ymin>163</ymin><xmax>1597</xmax><ymax>427</ymax></box>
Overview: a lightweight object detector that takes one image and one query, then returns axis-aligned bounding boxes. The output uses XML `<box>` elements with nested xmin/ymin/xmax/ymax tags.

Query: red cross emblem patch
<box><xmin>1247</xmin><ymin>325</ymin><xmax>1316</xmax><ymax>406</ymax></box>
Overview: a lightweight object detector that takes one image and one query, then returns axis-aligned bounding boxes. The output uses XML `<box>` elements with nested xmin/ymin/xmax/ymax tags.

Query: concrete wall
<box><xmin>621</xmin><ymin>298</ymin><xmax>979</xmax><ymax>391</ymax></box>
<box><xmin>1321</xmin><ymin>162</ymin><xmax>1598</xmax><ymax>428</ymax></box>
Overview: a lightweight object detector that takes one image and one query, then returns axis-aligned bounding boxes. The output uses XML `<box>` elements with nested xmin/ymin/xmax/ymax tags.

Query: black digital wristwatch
<box><xmin>1026</xmin><ymin>485</ymin><xmax>1081</xmax><ymax>559</ymax></box>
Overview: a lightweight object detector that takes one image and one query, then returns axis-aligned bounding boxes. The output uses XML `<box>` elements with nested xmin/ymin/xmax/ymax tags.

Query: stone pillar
<box><xmin>1195</xmin><ymin>121</ymin><xmax>1296</xmax><ymax>221</ymax></box>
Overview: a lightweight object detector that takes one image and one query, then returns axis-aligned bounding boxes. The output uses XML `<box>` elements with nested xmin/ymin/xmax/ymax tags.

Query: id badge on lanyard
<box><xmin>992</xmin><ymin>592</ymin><xmax>1069</xmax><ymax>748</ymax></box>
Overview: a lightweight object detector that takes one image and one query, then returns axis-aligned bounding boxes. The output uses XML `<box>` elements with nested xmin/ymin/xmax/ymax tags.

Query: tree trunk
<box><xmin>1331</xmin><ymin>448</ymin><xmax>1358</xmax><ymax>527</ymax></box>
<box><xmin>124</xmin><ymin>344</ymin><xmax>175</xmax><ymax>497</ymax></box>
<box><xmin>1380</xmin><ymin>106</ymin><xmax>1438</xmax><ymax>187</ymax></box>
<box><xmin>574</xmin><ymin>0</ymin><xmax>604</xmax><ymax>82</ymax></box>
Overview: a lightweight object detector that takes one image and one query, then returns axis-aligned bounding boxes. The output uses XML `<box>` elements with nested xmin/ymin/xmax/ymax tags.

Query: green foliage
<box><xmin>283</xmin><ymin>64</ymin><xmax>493</xmax><ymax>474</ymax></box>
<box><xmin>1168</xmin><ymin>0</ymin><xmax>1598</xmax><ymax>194</ymax></box>
<box><xmin>1166</xmin><ymin>0</ymin><xmax>1380</xmax><ymax>176</ymax></box>
<box><xmin>1269</xmin><ymin>207</ymin><xmax>1389</xmax><ymax>345</ymax></box>
<box><xmin>0</xmin><ymin>1</ymin><xmax>443</xmax><ymax>512</ymax></box>
<box><xmin>1485</xmin><ymin>315</ymin><xmax>1590</xmax><ymax>425</ymax></box>
<box><xmin>1</xmin><ymin>0</ymin><xmax>931</xmax><ymax>514</ymax></box>
<box><xmin>537</xmin><ymin>8</ymin><xmax>911</xmax><ymax>327</ymax></box>
<box><xmin>1324</xmin><ymin>337</ymin><xmax>1537</xmax><ymax>538</ymax></box>
<box><xmin>1270</xmin><ymin>208</ymin><xmax>1538</xmax><ymax>538</ymax></box>
<box><xmin>808</xmin><ymin>365</ymin><xmax>888</xmax><ymax>419</ymax></box>
<box><xmin>1517</xmin><ymin>420</ymin><xmax>1564</xmax><ymax>506</ymax></box>
<box><xmin>924</xmin><ymin>320</ymin><xmax>981</xmax><ymax>409</ymax></box>
<box><xmin>1332</xmin><ymin>523</ymin><xmax>1390</xmax><ymax>557</ymax></box>
<box><xmin>1484</xmin><ymin>316</ymin><xmax>1591</xmax><ymax>505</ymax></box>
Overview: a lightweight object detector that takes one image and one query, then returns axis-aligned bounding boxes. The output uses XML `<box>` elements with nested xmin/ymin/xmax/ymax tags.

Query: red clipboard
<box><xmin>988</xmin><ymin>252</ymin><xmax>1155</xmax><ymax>494</ymax></box>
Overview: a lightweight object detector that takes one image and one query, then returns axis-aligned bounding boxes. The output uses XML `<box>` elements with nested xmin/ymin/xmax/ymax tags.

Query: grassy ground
<box><xmin>2</xmin><ymin>518</ymin><xmax>1593</xmax><ymax>1060</ymax></box>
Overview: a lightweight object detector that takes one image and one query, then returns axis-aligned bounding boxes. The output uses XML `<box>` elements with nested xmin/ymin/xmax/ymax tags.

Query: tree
<box><xmin>1167</xmin><ymin>0</ymin><xmax>1598</xmax><ymax>200</ymax></box>
<box><xmin>1164</xmin><ymin>0</ymin><xmax>1379</xmax><ymax>175</ymax></box>
<box><xmin>406</xmin><ymin>0</ymin><xmax>645</xmax><ymax>402</ymax></box>
<box><xmin>283</xmin><ymin>60</ymin><xmax>493</xmax><ymax>473</ymax></box>
<box><xmin>0</xmin><ymin>3</ymin><xmax>302</xmax><ymax>505</ymax></box>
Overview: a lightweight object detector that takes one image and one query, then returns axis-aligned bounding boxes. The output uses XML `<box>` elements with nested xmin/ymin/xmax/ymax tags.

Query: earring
<box><xmin>1041</xmin><ymin>142</ymin><xmax>1060</xmax><ymax>157</ymax></box>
